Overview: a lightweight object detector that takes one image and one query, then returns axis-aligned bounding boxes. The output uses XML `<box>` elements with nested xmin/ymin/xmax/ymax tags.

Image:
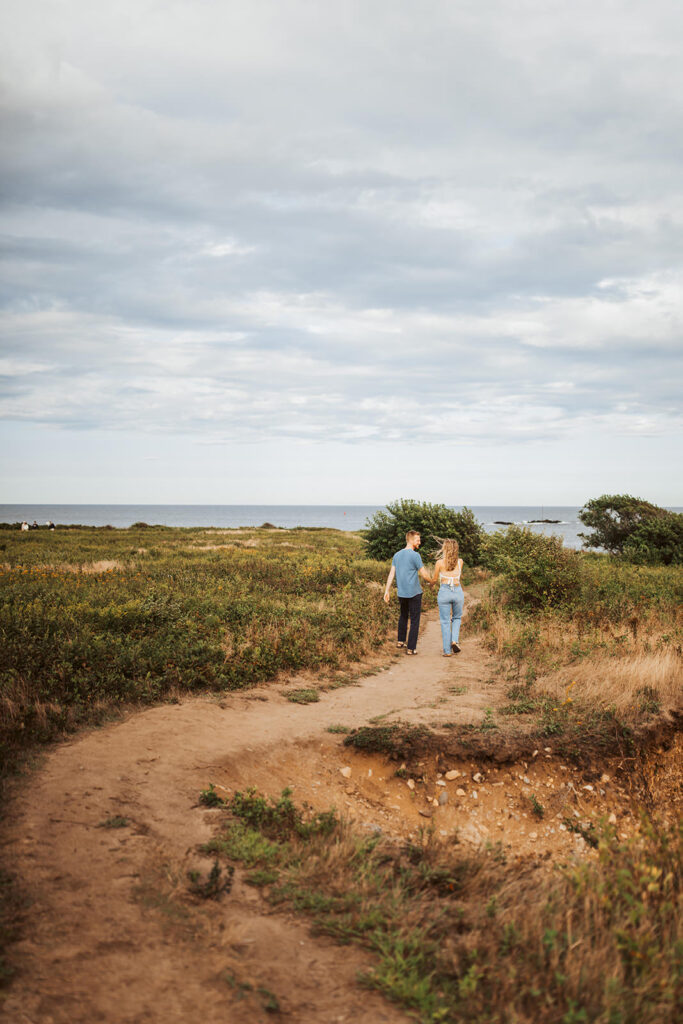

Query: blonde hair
<box><xmin>437</xmin><ymin>538</ymin><xmax>460</xmax><ymax>572</ymax></box>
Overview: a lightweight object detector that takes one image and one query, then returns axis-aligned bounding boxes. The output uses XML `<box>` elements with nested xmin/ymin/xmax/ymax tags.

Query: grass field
<box><xmin>0</xmin><ymin>525</ymin><xmax>396</xmax><ymax>772</ymax></box>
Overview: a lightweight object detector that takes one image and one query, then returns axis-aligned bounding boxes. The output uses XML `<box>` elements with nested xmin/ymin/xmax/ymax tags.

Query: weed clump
<box><xmin>230</xmin><ymin>787</ymin><xmax>337</xmax><ymax>841</ymax></box>
<box><xmin>97</xmin><ymin>815</ymin><xmax>130</xmax><ymax>829</ymax></box>
<box><xmin>285</xmin><ymin>688</ymin><xmax>319</xmax><ymax>704</ymax></box>
<box><xmin>187</xmin><ymin>859</ymin><xmax>233</xmax><ymax>899</ymax></box>
<box><xmin>199</xmin><ymin>783</ymin><xmax>225</xmax><ymax>807</ymax></box>
<box><xmin>343</xmin><ymin>723</ymin><xmax>432</xmax><ymax>758</ymax></box>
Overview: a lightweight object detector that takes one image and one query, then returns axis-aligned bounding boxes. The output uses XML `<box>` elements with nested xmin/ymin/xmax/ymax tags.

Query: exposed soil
<box><xmin>1</xmin><ymin>602</ymin><xmax>679</xmax><ymax>1024</ymax></box>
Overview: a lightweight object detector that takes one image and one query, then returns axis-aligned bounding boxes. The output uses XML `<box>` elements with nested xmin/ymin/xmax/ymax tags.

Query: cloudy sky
<box><xmin>1</xmin><ymin>0</ymin><xmax>682</xmax><ymax>505</ymax></box>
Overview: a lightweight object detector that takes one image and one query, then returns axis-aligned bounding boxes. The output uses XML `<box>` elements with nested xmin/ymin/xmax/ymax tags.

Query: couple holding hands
<box><xmin>383</xmin><ymin>530</ymin><xmax>464</xmax><ymax>657</ymax></box>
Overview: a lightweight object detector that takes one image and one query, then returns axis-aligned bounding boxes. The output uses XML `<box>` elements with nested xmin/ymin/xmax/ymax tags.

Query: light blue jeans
<box><xmin>438</xmin><ymin>584</ymin><xmax>464</xmax><ymax>653</ymax></box>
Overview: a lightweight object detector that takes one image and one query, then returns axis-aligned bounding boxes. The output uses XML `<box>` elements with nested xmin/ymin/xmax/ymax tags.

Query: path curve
<box><xmin>2</xmin><ymin>610</ymin><xmax>498</xmax><ymax>1024</ymax></box>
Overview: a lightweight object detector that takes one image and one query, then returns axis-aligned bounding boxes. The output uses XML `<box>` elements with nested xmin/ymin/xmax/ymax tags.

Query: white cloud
<box><xmin>1</xmin><ymin>0</ymin><xmax>682</xmax><ymax>499</ymax></box>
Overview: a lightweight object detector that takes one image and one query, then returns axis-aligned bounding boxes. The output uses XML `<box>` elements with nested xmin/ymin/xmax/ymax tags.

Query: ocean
<box><xmin>0</xmin><ymin>503</ymin><xmax>621</xmax><ymax>549</ymax></box>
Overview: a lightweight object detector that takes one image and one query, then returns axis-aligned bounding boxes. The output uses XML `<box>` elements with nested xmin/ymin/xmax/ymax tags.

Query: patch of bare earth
<box><xmin>1</xmin><ymin>600</ymin><xmax>678</xmax><ymax>1023</ymax></box>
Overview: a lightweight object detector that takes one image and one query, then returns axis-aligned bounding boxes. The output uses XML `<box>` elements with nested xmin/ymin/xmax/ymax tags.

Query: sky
<box><xmin>1</xmin><ymin>0</ymin><xmax>682</xmax><ymax>505</ymax></box>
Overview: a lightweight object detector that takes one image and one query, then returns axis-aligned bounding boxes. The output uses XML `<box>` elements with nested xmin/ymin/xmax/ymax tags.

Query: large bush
<box><xmin>622</xmin><ymin>512</ymin><xmax>683</xmax><ymax>566</ymax></box>
<box><xmin>362</xmin><ymin>499</ymin><xmax>484</xmax><ymax>563</ymax></box>
<box><xmin>578</xmin><ymin>494</ymin><xmax>668</xmax><ymax>554</ymax></box>
<box><xmin>481</xmin><ymin>525</ymin><xmax>581</xmax><ymax>609</ymax></box>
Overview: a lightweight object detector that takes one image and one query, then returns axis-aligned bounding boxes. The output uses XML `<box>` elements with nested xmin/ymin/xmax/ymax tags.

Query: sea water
<box><xmin>0</xmin><ymin>503</ymin><xmax>618</xmax><ymax>549</ymax></box>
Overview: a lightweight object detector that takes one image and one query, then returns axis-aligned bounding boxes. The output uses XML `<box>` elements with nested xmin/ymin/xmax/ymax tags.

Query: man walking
<box><xmin>383</xmin><ymin>530</ymin><xmax>433</xmax><ymax>655</ymax></box>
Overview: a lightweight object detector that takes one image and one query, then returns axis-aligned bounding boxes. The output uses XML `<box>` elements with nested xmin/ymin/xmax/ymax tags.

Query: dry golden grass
<box><xmin>477</xmin><ymin>600</ymin><xmax>682</xmax><ymax>726</ymax></box>
<box><xmin>542</xmin><ymin>648</ymin><xmax>683</xmax><ymax>719</ymax></box>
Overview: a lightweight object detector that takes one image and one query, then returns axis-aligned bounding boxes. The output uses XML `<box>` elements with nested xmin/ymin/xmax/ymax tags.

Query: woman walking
<box><xmin>431</xmin><ymin>539</ymin><xmax>464</xmax><ymax>657</ymax></box>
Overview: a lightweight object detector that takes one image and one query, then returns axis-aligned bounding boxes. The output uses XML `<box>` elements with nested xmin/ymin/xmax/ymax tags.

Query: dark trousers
<box><xmin>398</xmin><ymin>593</ymin><xmax>422</xmax><ymax>651</ymax></box>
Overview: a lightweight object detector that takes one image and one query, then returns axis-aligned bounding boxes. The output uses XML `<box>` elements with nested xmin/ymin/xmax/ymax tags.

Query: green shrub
<box><xmin>578</xmin><ymin>494</ymin><xmax>670</xmax><ymax>554</ymax></box>
<box><xmin>622</xmin><ymin>513</ymin><xmax>683</xmax><ymax>566</ymax></box>
<box><xmin>362</xmin><ymin>499</ymin><xmax>484</xmax><ymax>562</ymax></box>
<box><xmin>577</xmin><ymin>556</ymin><xmax>682</xmax><ymax>626</ymax></box>
<box><xmin>481</xmin><ymin>526</ymin><xmax>581</xmax><ymax>609</ymax></box>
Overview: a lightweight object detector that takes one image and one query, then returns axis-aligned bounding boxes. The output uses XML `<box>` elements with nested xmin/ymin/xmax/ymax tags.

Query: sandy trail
<box><xmin>1</xmin><ymin>603</ymin><xmax>644</xmax><ymax>1024</ymax></box>
<box><xmin>3</xmin><ymin>612</ymin><xmax>495</xmax><ymax>1024</ymax></box>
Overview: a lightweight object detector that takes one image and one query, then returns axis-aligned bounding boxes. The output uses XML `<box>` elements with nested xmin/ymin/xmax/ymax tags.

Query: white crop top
<box><xmin>439</xmin><ymin>559</ymin><xmax>463</xmax><ymax>585</ymax></box>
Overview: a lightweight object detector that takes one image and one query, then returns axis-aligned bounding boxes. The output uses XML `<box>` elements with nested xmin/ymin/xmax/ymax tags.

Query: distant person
<box><xmin>47</xmin><ymin>520</ymin><xmax>55</xmax><ymax>531</ymax></box>
<box><xmin>30</xmin><ymin>520</ymin><xmax>39</xmax><ymax>530</ymax></box>
<box><xmin>383</xmin><ymin>530</ymin><xmax>433</xmax><ymax>655</ymax></box>
<box><xmin>431</xmin><ymin>539</ymin><xmax>464</xmax><ymax>657</ymax></box>
<box><xmin>20</xmin><ymin>521</ymin><xmax>29</xmax><ymax>531</ymax></box>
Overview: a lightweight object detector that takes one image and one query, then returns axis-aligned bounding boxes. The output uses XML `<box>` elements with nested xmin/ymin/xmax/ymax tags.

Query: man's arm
<box><xmin>383</xmin><ymin>565</ymin><xmax>396</xmax><ymax>603</ymax></box>
<box><xmin>419</xmin><ymin>565</ymin><xmax>433</xmax><ymax>584</ymax></box>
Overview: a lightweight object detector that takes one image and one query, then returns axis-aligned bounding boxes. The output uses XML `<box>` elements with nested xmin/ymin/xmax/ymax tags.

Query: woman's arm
<box><xmin>383</xmin><ymin>565</ymin><xmax>396</xmax><ymax>603</ymax></box>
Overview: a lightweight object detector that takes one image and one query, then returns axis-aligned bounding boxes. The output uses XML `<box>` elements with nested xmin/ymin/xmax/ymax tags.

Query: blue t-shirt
<box><xmin>392</xmin><ymin>548</ymin><xmax>423</xmax><ymax>598</ymax></box>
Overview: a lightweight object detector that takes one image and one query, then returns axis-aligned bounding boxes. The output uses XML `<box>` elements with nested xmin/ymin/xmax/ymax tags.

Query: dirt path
<box><xmin>0</xmin><ymin>607</ymin><xmax>643</xmax><ymax>1024</ymax></box>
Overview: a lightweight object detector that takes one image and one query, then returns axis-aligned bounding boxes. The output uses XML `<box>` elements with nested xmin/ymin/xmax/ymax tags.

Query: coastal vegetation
<box><xmin>0</xmin><ymin>526</ymin><xmax>393</xmax><ymax>774</ymax></box>
<box><xmin>2</xmin><ymin>507</ymin><xmax>680</xmax><ymax>775</ymax></box>
<box><xmin>1</xmin><ymin>506</ymin><xmax>680</xmax><ymax>1019</ymax></box>
<box><xmin>472</xmin><ymin>526</ymin><xmax>682</xmax><ymax>747</ymax></box>
<box><xmin>578</xmin><ymin>493</ymin><xmax>683</xmax><ymax>564</ymax></box>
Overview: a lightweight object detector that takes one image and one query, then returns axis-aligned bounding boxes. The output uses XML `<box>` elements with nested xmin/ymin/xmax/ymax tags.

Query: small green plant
<box><xmin>199</xmin><ymin>783</ymin><xmax>225</xmax><ymax>807</ymax></box>
<box><xmin>97</xmin><ymin>815</ymin><xmax>130</xmax><ymax>829</ymax></box>
<box><xmin>326</xmin><ymin>723</ymin><xmax>350</xmax><ymax>733</ymax></box>
<box><xmin>448</xmin><ymin>685</ymin><xmax>468</xmax><ymax>695</ymax></box>
<box><xmin>230</xmin><ymin>788</ymin><xmax>338</xmax><ymax>840</ymax></box>
<box><xmin>221</xmin><ymin>970</ymin><xmax>279</xmax><ymax>1012</ymax></box>
<box><xmin>257</xmin><ymin>986</ymin><xmax>281</xmax><ymax>1013</ymax></box>
<box><xmin>635</xmin><ymin>685</ymin><xmax>661</xmax><ymax>714</ymax></box>
<box><xmin>501</xmin><ymin>682</ymin><xmax>540</xmax><ymax>715</ymax></box>
<box><xmin>285</xmin><ymin>688</ymin><xmax>320</xmax><ymax>704</ymax></box>
<box><xmin>562</xmin><ymin>817</ymin><xmax>598</xmax><ymax>848</ymax></box>
<box><xmin>187</xmin><ymin>859</ymin><xmax>233</xmax><ymax>899</ymax></box>
<box><xmin>479</xmin><ymin>707</ymin><xmax>498</xmax><ymax>731</ymax></box>
<box><xmin>222</xmin><ymin>970</ymin><xmax>254</xmax><ymax>999</ymax></box>
<box><xmin>530</xmin><ymin>795</ymin><xmax>545</xmax><ymax>819</ymax></box>
<box><xmin>246</xmin><ymin>868</ymin><xmax>280</xmax><ymax>887</ymax></box>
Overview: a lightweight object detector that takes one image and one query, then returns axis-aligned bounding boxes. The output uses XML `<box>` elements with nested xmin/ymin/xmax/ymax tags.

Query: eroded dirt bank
<box><xmin>1</xmin><ymin>612</ymin><xmax>680</xmax><ymax>1024</ymax></box>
